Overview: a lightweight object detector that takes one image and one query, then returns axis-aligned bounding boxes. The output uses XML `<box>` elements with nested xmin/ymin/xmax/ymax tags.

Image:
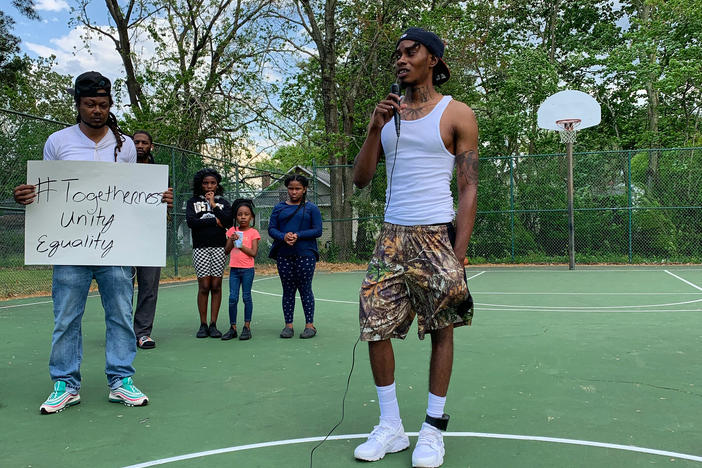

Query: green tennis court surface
<box><xmin>1</xmin><ymin>267</ymin><xmax>701</xmax><ymax>467</ymax></box>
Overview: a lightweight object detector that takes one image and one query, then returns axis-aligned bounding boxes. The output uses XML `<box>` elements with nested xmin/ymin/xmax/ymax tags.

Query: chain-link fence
<box><xmin>2</xmin><ymin>107</ymin><xmax>702</xmax><ymax>297</ymax></box>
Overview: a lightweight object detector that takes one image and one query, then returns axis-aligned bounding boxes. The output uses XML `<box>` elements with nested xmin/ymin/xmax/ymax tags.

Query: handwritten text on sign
<box><xmin>24</xmin><ymin>160</ymin><xmax>168</xmax><ymax>266</ymax></box>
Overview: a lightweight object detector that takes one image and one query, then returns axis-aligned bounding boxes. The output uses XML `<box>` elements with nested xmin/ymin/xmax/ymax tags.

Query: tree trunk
<box><xmin>638</xmin><ymin>1</ymin><xmax>660</xmax><ymax>194</ymax></box>
<box><xmin>104</xmin><ymin>0</ymin><xmax>147</xmax><ymax>115</ymax></box>
<box><xmin>300</xmin><ymin>0</ymin><xmax>353</xmax><ymax>260</ymax></box>
<box><xmin>547</xmin><ymin>0</ymin><xmax>560</xmax><ymax>63</ymax></box>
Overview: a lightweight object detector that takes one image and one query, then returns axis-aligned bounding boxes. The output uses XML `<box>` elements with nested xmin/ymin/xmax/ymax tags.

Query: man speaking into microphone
<box><xmin>352</xmin><ymin>28</ymin><xmax>478</xmax><ymax>467</ymax></box>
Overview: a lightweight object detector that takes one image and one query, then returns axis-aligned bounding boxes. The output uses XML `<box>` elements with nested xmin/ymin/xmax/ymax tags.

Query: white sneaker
<box><xmin>411</xmin><ymin>422</ymin><xmax>445</xmax><ymax>467</ymax></box>
<box><xmin>354</xmin><ymin>420</ymin><xmax>410</xmax><ymax>461</ymax></box>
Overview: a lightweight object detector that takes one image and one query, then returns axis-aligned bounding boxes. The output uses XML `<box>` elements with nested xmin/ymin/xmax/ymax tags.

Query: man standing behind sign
<box><xmin>132</xmin><ymin>130</ymin><xmax>161</xmax><ymax>349</ymax></box>
<box><xmin>12</xmin><ymin>72</ymin><xmax>172</xmax><ymax>414</ymax></box>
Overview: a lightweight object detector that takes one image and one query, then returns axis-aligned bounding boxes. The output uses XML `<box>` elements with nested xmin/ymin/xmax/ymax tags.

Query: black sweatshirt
<box><xmin>185</xmin><ymin>195</ymin><xmax>232</xmax><ymax>248</ymax></box>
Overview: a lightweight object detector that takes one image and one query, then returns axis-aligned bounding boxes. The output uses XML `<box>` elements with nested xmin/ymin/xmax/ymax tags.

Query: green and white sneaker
<box><xmin>108</xmin><ymin>377</ymin><xmax>149</xmax><ymax>407</ymax></box>
<box><xmin>40</xmin><ymin>381</ymin><xmax>80</xmax><ymax>414</ymax></box>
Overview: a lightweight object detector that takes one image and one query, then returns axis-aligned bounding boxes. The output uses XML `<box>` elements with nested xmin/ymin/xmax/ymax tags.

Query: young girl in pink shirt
<box><xmin>223</xmin><ymin>199</ymin><xmax>260</xmax><ymax>341</ymax></box>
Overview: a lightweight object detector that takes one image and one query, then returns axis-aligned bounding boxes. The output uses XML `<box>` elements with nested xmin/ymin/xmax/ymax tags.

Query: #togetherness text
<box><xmin>32</xmin><ymin>177</ymin><xmax>162</xmax><ymax>258</ymax></box>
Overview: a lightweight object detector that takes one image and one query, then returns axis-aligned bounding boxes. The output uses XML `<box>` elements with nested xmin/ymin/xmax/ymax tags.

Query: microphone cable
<box><xmin>309</xmin><ymin>313</ymin><xmax>370</xmax><ymax>468</ymax></box>
<box><xmin>309</xmin><ymin>114</ymin><xmax>401</xmax><ymax>468</ymax></box>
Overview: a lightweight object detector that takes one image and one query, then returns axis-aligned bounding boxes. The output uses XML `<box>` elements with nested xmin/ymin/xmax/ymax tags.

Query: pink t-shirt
<box><xmin>226</xmin><ymin>227</ymin><xmax>261</xmax><ymax>268</ymax></box>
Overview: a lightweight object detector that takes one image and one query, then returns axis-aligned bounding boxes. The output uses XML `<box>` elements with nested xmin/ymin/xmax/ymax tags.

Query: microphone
<box><xmin>391</xmin><ymin>83</ymin><xmax>401</xmax><ymax>136</ymax></box>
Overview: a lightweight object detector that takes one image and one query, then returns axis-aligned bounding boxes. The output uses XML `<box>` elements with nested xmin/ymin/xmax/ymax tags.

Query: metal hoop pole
<box><xmin>567</xmin><ymin>140</ymin><xmax>575</xmax><ymax>270</ymax></box>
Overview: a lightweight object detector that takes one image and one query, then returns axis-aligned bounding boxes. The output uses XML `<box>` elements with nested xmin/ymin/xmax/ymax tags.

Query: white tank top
<box><xmin>381</xmin><ymin>95</ymin><xmax>454</xmax><ymax>225</ymax></box>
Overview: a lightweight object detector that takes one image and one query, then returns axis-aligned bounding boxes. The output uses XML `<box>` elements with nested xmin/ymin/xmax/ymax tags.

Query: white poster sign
<box><xmin>24</xmin><ymin>160</ymin><xmax>168</xmax><ymax>266</ymax></box>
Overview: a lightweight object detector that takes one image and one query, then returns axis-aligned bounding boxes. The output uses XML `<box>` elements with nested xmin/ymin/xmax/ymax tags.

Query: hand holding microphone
<box><xmin>391</xmin><ymin>83</ymin><xmax>401</xmax><ymax>136</ymax></box>
<box><xmin>368</xmin><ymin>84</ymin><xmax>402</xmax><ymax>134</ymax></box>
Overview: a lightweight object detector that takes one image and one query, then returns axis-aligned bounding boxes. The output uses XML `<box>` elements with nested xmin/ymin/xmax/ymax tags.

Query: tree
<box><xmin>275</xmin><ymin>0</ymin><xmax>433</xmax><ymax>259</ymax></box>
<box><xmin>1</xmin><ymin>0</ymin><xmax>73</xmax><ymax>119</ymax></box>
<box><xmin>607</xmin><ymin>0</ymin><xmax>702</xmax><ymax>194</ymax></box>
<box><xmin>0</xmin><ymin>12</ymin><xmax>25</xmax><ymax>87</ymax></box>
<box><xmin>76</xmin><ymin>0</ymin><xmax>280</xmax><ymax>154</ymax></box>
<box><xmin>0</xmin><ymin>56</ymin><xmax>73</xmax><ymax>120</ymax></box>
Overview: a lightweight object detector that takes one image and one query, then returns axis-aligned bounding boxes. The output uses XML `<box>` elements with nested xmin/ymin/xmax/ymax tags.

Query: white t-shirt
<box><xmin>43</xmin><ymin>124</ymin><xmax>136</xmax><ymax>163</ymax></box>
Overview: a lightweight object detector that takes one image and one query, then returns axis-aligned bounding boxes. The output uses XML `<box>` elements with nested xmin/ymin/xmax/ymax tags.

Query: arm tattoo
<box><xmin>456</xmin><ymin>150</ymin><xmax>479</xmax><ymax>186</ymax></box>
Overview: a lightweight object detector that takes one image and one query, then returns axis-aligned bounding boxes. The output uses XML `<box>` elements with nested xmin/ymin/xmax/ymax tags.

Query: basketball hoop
<box><xmin>537</xmin><ymin>91</ymin><xmax>601</xmax><ymax>270</ymax></box>
<box><xmin>556</xmin><ymin>118</ymin><xmax>581</xmax><ymax>144</ymax></box>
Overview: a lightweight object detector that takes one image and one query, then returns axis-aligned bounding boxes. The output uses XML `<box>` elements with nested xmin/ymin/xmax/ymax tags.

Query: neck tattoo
<box><xmin>401</xmin><ymin>86</ymin><xmax>439</xmax><ymax>120</ymax></box>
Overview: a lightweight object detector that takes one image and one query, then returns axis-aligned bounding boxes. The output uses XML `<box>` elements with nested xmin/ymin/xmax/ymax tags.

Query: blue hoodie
<box><xmin>268</xmin><ymin>201</ymin><xmax>322</xmax><ymax>259</ymax></box>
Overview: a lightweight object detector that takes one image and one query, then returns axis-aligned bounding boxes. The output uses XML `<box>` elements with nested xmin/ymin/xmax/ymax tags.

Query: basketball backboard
<box><xmin>537</xmin><ymin>90</ymin><xmax>601</xmax><ymax>131</ymax></box>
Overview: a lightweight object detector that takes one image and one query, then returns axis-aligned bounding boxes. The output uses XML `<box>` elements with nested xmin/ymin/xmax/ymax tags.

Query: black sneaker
<box><xmin>221</xmin><ymin>328</ymin><xmax>237</xmax><ymax>340</ymax></box>
<box><xmin>196</xmin><ymin>323</ymin><xmax>208</xmax><ymax>338</ymax></box>
<box><xmin>280</xmin><ymin>326</ymin><xmax>294</xmax><ymax>338</ymax></box>
<box><xmin>300</xmin><ymin>327</ymin><xmax>317</xmax><ymax>339</ymax></box>
<box><xmin>239</xmin><ymin>326</ymin><xmax>251</xmax><ymax>340</ymax></box>
<box><xmin>208</xmin><ymin>323</ymin><xmax>222</xmax><ymax>338</ymax></box>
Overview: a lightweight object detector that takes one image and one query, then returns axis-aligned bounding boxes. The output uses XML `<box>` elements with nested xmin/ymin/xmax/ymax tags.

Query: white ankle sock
<box><xmin>377</xmin><ymin>382</ymin><xmax>401</xmax><ymax>425</ymax></box>
<box><xmin>426</xmin><ymin>392</ymin><xmax>446</xmax><ymax>419</ymax></box>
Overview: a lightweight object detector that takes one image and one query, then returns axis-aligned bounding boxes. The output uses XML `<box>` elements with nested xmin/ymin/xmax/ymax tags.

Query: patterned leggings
<box><xmin>276</xmin><ymin>255</ymin><xmax>316</xmax><ymax>324</ymax></box>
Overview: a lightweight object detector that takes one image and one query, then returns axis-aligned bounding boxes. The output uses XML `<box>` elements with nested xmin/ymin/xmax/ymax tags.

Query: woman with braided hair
<box><xmin>186</xmin><ymin>168</ymin><xmax>233</xmax><ymax>338</ymax></box>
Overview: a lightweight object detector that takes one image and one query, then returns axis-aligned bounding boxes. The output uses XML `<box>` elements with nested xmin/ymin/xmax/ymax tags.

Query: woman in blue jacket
<box><xmin>268</xmin><ymin>174</ymin><xmax>323</xmax><ymax>339</ymax></box>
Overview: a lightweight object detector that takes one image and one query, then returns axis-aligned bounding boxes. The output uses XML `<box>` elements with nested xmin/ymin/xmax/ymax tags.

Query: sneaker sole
<box><xmin>412</xmin><ymin>447</ymin><xmax>444</xmax><ymax>467</ymax></box>
<box><xmin>412</xmin><ymin>456</ymin><xmax>444</xmax><ymax>468</ymax></box>
<box><xmin>354</xmin><ymin>437</ymin><xmax>410</xmax><ymax>461</ymax></box>
<box><xmin>108</xmin><ymin>393</ymin><xmax>149</xmax><ymax>407</ymax></box>
<box><xmin>40</xmin><ymin>394</ymin><xmax>80</xmax><ymax>414</ymax></box>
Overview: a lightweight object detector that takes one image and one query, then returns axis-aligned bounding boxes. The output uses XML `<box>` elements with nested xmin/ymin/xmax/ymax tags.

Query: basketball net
<box><xmin>556</xmin><ymin>118</ymin><xmax>581</xmax><ymax>144</ymax></box>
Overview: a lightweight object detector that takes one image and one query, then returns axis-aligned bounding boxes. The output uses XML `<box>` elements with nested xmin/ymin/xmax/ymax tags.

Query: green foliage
<box><xmin>0</xmin><ymin>56</ymin><xmax>73</xmax><ymax>121</ymax></box>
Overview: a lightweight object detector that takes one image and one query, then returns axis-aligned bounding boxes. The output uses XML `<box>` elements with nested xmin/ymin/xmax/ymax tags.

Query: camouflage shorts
<box><xmin>359</xmin><ymin>223</ymin><xmax>474</xmax><ymax>341</ymax></box>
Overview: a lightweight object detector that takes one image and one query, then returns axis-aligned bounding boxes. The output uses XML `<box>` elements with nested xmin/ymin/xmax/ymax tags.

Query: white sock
<box><xmin>377</xmin><ymin>382</ymin><xmax>401</xmax><ymax>425</ymax></box>
<box><xmin>426</xmin><ymin>392</ymin><xmax>446</xmax><ymax>419</ymax></box>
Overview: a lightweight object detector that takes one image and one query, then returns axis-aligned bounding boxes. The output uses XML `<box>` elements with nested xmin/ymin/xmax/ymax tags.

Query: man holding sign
<box><xmin>13</xmin><ymin>72</ymin><xmax>173</xmax><ymax>414</ymax></box>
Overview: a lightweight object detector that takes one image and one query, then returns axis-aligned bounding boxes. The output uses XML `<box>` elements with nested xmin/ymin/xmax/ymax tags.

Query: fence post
<box><xmin>509</xmin><ymin>156</ymin><xmax>515</xmax><ymax>261</ymax></box>
<box><xmin>235</xmin><ymin>164</ymin><xmax>240</xmax><ymax>198</ymax></box>
<box><xmin>170</xmin><ymin>148</ymin><xmax>178</xmax><ymax>277</ymax></box>
<box><xmin>628</xmin><ymin>150</ymin><xmax>633</xmax><ymax>263</ymax></box>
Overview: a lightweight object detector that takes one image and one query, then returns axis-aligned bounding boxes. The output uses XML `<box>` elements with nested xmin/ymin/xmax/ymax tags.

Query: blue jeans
<box><xmin>50</xmin><ymin>265</ymin><xmax>136</xmax><ymax>392</ymax></box>
<box><xmin>228</xmin><ymin>267</ymin><xmax>254</xmax><ymax>325</ymax></box>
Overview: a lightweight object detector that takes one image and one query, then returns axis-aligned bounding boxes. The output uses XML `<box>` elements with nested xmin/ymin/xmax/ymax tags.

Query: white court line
<box><xmin>0</xmin><ymin>276</ymin><xmax>281</xmax><ymax>310</ymax></box>
<box><xmin>475</xmin><ymin>291</ymin><xmax>702</xmax><ymax>295</ymax></box>
<box><xmin>0</xmin><ymin>299</ymin><xmax>53</xmax><ymax>309</ymax></box>
<box><xmin>122</xmin><ymin>432</ymin><xmax>702</xmax><ymax>467</ymax></box>
<box><xmin>253</xmin><ymin>276</ymin><xmax>279</xmax><ymax>283</ymax></box>
<box><xmin>250</xmin><ymin>272</ymin><xmax>487</xmax><ymax>305</ymax></box>
<box><xmin>464</xmin><ymin>267</ymin><xmax>702</xmax><ymax>273</ymax></box>
<box><xmin>478</xmin><ymin>298</ymin><xmax>702</xmax><ymax>310</ymax></box>
<box><xmin>479</xmin><ymin>307</ymin><xmax>702</xmax><ymax>313</ymax></box>
<box><xmin>251</xmin><ymin>289</ymin><xmax>357</xmax><ymax>304</ymax></box>
<box><xmin>665</xmin><ymin>270</ymin><xmax>702</xmax><ymax>292</ymax></box>
<box><xmin>467</xmin><ymin>271</ymin><xmax>486</xmax><ymax>281</ymax></box>
<box><xmin>12</xmin><ymin>289</ymin><xmax>693</xmax><ymax>310</ymax></box>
